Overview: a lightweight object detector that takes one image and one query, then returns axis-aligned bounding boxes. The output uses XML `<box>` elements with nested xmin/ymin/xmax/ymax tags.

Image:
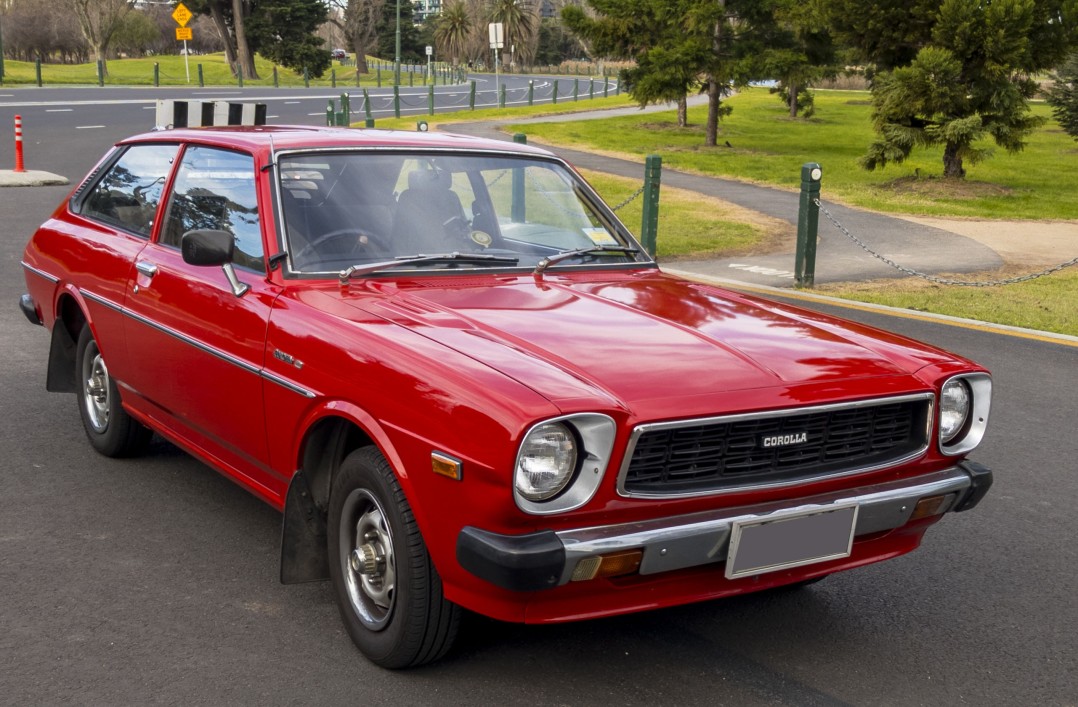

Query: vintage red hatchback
<box><xmin>20</xmin><ymin>114</ymin><xmax>993</xmax><ymax>668</ymax></box>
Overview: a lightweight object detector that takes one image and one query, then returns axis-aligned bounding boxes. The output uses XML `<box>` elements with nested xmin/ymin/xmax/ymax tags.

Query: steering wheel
<box><xmin>293</xmin><ymin>228</ymin><xmax>389</xmax><ymax>264</ymax></box>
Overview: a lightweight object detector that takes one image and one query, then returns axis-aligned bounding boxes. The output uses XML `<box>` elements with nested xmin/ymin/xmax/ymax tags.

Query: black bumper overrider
<box><xmin>457</xmin><ymin>462</ymin><xmax>994</xmax><ymax>592</ymax></box>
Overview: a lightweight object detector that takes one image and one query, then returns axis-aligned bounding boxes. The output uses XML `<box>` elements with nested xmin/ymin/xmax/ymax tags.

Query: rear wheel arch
<box><xmin>45</xmin><ymin>293</ymin><xmax>88</xmax><ymax>394</ymax></box>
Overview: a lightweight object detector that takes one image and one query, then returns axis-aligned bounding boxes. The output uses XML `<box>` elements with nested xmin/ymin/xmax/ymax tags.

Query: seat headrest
<box><xmin>407</xmin><ymin>168</ymin><xmax>451</xmax><ymax>191</ymax></box>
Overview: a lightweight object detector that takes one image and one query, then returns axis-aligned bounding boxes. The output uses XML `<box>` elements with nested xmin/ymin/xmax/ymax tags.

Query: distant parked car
<box><xmin>331</xmin><ymin>48</ymin><xmax>348</xmax><ymax>60</ymax></box>
<box><xmin>19</xmin><ymin>109</ymin><xmax>994</xmax><ymax>669</ymax></box>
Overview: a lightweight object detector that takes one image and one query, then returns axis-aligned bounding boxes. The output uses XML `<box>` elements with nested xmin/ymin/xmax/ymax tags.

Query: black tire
<box><xmin>327</xmin><ymin>446</ymin><xmax>461</xmax><ymax>669</ymax></box>
<box><xmin>75</xmin><ymin>325</ymin><xmax>151</xmax><ymax>458</ymax></box>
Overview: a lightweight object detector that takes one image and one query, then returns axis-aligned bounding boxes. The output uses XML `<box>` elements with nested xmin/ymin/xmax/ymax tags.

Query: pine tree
<box><xmin>1047</xmin><ymin>53</ymin><xmax>1078</xmax><ymax>141</ymax></box>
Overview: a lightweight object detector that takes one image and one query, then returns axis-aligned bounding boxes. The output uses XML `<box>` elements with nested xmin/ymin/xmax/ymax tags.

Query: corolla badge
<box><xmin>759</xmin><ymin>432</ymin><xmax>809</xmax><ymax>449</ymax></box>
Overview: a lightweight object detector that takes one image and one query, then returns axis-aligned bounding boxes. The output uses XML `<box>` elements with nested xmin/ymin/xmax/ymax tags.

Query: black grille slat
<box><xmin>624</xmin><ymin>399</ymin><xmax>929</xmax><ymax>494</ymax></box>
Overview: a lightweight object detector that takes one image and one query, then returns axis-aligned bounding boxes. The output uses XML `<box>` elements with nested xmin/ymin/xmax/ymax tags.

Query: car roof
<box><xmin>118</xmin><ymin>125</ymin><xmax>558</xmax><ymax>158</ymax></box>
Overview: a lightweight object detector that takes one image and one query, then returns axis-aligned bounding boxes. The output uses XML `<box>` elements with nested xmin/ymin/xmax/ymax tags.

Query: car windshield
<box><xmin>276</xmin><ymin>151</ymin><xmax>648</xmax><ymax>274</ymax></box>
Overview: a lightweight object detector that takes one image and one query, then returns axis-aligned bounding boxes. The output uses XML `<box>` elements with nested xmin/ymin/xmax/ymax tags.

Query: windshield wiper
<box><xmin>533</xmin><ymin>245</ymin><xmax>642</xmax><ymax>276</ymax></box>
<box><xmin>339</xmin><ymin>252</ymin><xmax>519</xmax><ymax>284</ymax></box>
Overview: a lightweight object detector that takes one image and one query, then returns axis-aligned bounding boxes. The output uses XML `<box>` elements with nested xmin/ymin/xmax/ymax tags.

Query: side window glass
<box><xmin>79</xmin><ymin>144</ymin><xmax>178</xmax><ymax>238</ymax></box>
<box><xmin>162</xmin><ymin>147</ymin><xmax>264</xmax><ymax>272</ymax></box>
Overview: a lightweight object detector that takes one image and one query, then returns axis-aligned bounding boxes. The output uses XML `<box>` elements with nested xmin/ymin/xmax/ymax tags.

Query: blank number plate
<box><xmin>725</xmin><ymin>504</ymin><xmax>859</xmax><ymax>580</ymax></box>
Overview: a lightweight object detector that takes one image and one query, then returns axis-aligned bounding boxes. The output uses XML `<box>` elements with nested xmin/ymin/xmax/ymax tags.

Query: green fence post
<box><xmin>589</xmin><ymin>78</ymin><xmax>594</xmax><ymax>100</ymax></box>
<box><xmin>331</xmin><ymin>68</ymin><xmax>336</xmax><ymax>88</ymax></box>
<box><xmin>36</xmin><ymin>58</ymin><xmax>44</xmax><ymax>87</ymax></box>
<box><xmin>96</xmin><ymin>60</ymin><xmax>103</xmax><ymax>87</ymax></box>
<box><xmin>303</xmin><ymin>67</ymin><xmax>309</xmax><ymax>88</ymax></box>
<box><xmin>326</xmin><ymin>100</ymin><xmax>335</xmax><ymax>126</ymax></box>
<box><xmin>573</xmin><ymin>78</ymin><xmax>579</xmax><ymax>101</ymax></box>
<box><xmin>552</xmin><ymin>79</ymin><xmax>559</xmax><ymax>104</ymax></box>
<box><xmin>640</xmin><ymin>155</ymin><xmax>662</xmax><ymax>257</ymax></box>
<box><xmin>273</xmin><ymin>66</ymin><xmax>279</xmax><ymax>88</ymax></box>
<box><xmin>198</xmin><ymin>64</ymin><xmax>204</xmax><ymax>88</ymax></box>
<box><xmin>499</xmin><ymin>83</ymin><xmax>506</xmax><ymax>108</ymax></box>
<box><xmin>363</xmin><ymin>89</ymin><xmax>374</xmax><ymax>127</ymax></box>
<box><xmin>393</xmin><ymin>85</ymin><xmax>401</xmax><ymax>118</ymax></box>
<box><xmin>603</xmin><ymin>72</ymin><xmax>608</xmax><ymax>98</ymax></box>
<box><xmin>795</xmin><ymin>163</ymin><xmax>823</xmax><ymax>288</ymax></box>
<box><xmin>469</xmin><ymin>80</ymin><xmax>476</xmax><ymax>110</ymax></box>
<box><xmin>427</xmin><ymin>84</ymin><xmax>435</xmax><ymax>115</ymax></box>
<box><xmin>238</xmin><ymin>67</ymin><xmax>244</xmax><ymax>88</ymax></box>
<box><xmin>528</xmin><ymin>80</ymin><xmax>534</xmax><ymax>106</ymax></box>
<box><xmin>153</xmin><ymin>62</ymin><xmax>159</xmax><ymax>87</ymax></box>
<box><xmin>377</xmin><ymin>64</ymin><xmax>382</xmax><ymax>87</ymax></box>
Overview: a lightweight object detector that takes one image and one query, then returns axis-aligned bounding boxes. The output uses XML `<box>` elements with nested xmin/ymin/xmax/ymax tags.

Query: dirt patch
<box><xmin>881</xmin><ymin>176</ymin><xmax>1014</xmax><ymax>199</ymax></box>
<box><xmin>896</xmin><ymin>215</ymin><xmax>1078</xmax><ymax>267</ymax></box>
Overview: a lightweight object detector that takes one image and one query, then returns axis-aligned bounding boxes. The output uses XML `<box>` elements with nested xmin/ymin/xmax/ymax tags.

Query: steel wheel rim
<box><xmin>340</xmin><ymin>488</ymin><xmax>396</xmax><ymax>630</ymax></box>
<box><xmin>82</xmin><ymin>341</ymin><xmax>110</xmax><ymax>434</ymax></box>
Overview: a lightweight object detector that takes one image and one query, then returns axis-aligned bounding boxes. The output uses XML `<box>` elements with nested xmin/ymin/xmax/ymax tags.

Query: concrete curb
<box><xmin>0</xmin><ymin>169</ymin><xmax>69</xmax><ymax>187</ymax></box>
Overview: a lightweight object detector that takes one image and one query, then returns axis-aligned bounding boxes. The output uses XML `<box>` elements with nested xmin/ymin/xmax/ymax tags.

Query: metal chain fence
<box><xmin>610</xmin><ymin>184</ymin><xmax>646</xmax><ymax>212</ymax></box>
<box><xmin>815</xmin><ymin>198</ymin><xmax>1078</xmax><ymax>287</ymax></box>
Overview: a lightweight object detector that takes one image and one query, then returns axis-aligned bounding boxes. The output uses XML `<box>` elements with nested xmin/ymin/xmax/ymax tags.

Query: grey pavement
<box><xmin>449</xmin><ymin>105</ymin><xmax>1006</xmax><ymax>288</ymax></box>
<box><xmin>0</xmin><ymin>168</ymin><xmax>68</xmax><ymax>187</ymax></box>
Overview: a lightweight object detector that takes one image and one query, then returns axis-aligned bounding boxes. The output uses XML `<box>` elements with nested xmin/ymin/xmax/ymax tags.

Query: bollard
<box><xmin>603</xmin><ymin>72</ymin><xmax>608</xmax><ymax>98</ymax></box>
<box><xmin>377</xmin><ymin>65</ymin><xmax>382</xmax><ymax>87</ymax></box>
<box><xmin>14</xmin><ymin>115</ymin><xmax>25</xmax><ymax>172</ymax></box>
<box><xmin>409</xmin><ymin>70</ymin><xmax>413</xmax><ymax>87</ymax></box>
<box><xmin>528</xmin><ymin>80</ymin><xmax>534</xmax><ymax>106</ymax></box>
<box><xmin>499</xmin><ymin>84</ymin><xmax>506</xmax><ymax>108</ymax></box>
<box><xmin>303</xmin><ymin>67</ymin><xmax>309</xmax><ymax>88</ymax></box>
<box><xmin>362</xmin><ymin>89</ymin><xmax>374</xmax><ymax>127</ymax></box>
<box><xmin>428</xmin><ymin>84</ymin><xmax>434</xmax><ymax>115</ymax></box>
<box><xmin>96</xmin><ymin>60</ymin><xmax>103</xmax><ymax>87</ymax></box>
<box><xmin>553</xmin><ymin>79</ymin><xmax>559</xmax><ymax>104</ymax></box>
<box><xmin>331</xmin><ymin>68</ymin><xmax>336</xmax><ymax>88</ymax></box>
<box><xmin>589</xmin><ymin>78</ymin><xmax>593</xmax><ymax>100</ymax></box>
<box><xmin>511</xmin><ymin>134</ymin><xmax>527</xmax><ymax>223</ymax></box>
<box><xmin>273</xmin><ymin>66</ymin><xmax>279</xmax><ymax>88</ymax></box>
<box><xmin>469</xmin><ymin>80</ymin><xmax>476</xmax><ymax>110</ymax></box>
<box><xmin>393</xmin><ymin>86</ymin><xmax>401</xmax><ymax>118</ymax></box>
<box><xmin>794</xmin><ymin>163</ymin><xmax>823</xmax><ymax>288</ymax></box>
<box><xmin>198</xmin><ymin>64</ymin><xmax>204</xmax><ymax>87</ymax></box>
<box><xmin>238</xmin><ymin>68</ymin><xmax>244</xmax><ymax>88</ymax></box>
<box><xmin>326</xmin><ymin>100</ymin><xmax>335</xmax><ymax>127</ymax></box>
<box><xmin>153</xmin><ymin>62</ymin><xmax>159</xmax><ymax>87</ymax></box>
<box><xmin>640</xmin><ymin>155</ymin><xmax>662</xmax><ymax>257</ymax></box>
<box><xmin>36</xmin><ymin>59</ymin><xmax>43</xmax><ymax>87</ymax></box>
<box><xmin>573</xmin><ymin>79</ymin><xmax>579</xmax><ymax>101</ymax></box>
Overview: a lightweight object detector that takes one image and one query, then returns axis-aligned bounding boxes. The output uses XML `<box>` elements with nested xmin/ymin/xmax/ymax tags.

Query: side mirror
<box><xmin>180</xmin><ymin>229</ymin><xmax>249</xmax><ymax>297</ymax></box>
<box><xmin>181</xmin><ymin>229</ymin><xmax>234</xmax><ymax>267</ymax></box>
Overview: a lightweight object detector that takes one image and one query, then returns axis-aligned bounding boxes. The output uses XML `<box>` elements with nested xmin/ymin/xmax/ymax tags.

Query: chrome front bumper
<box><xmin>457</xmin><ymin>461</ymin><xmax>992</xmax><ymax>591</ymax></box>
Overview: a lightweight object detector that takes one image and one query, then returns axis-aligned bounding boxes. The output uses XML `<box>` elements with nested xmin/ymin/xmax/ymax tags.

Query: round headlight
<box><xmin>940</xmin><ymin>379</ymin><xmax>971</xmax><ymax>443</ymax></box>
<box><xmin>515</xmin><ymin>422</ymin><xmax>577</xmax><ymax>502</ymax></box>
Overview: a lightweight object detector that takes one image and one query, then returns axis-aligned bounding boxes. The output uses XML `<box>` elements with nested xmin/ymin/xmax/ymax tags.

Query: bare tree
<box><xmin>326</xmin><ymin>0</ymin><xmax>384</xmax><ymax>74</ymax></box>
<box><xmin>62</xmin><ymin>0</ymin><xmax>133</xmax><ymax>76</ymax></box>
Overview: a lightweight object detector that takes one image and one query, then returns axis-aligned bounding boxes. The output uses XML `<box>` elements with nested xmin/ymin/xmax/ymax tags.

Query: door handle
<box><xmin>135</xmin><ymin>261</ymin><xmax>159</xmax><ymax>278</ymax></box>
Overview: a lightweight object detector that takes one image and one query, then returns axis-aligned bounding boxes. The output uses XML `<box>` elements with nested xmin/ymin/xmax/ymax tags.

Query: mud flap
<box><xmin>280</xmin><ymin>470</ymin><xmax>330</xmax><ymax>584</ymax></box>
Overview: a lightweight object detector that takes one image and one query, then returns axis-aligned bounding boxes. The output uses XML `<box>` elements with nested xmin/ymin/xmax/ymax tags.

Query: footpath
<box><xmin>449</xmin><ymin>100</ymin><xmax>1078</xmax><ymax>289</ymax></box>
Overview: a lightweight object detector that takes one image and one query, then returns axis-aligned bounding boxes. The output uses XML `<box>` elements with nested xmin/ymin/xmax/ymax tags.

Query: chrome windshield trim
<box><xmin>21</xmin><ymin>262</ymin><xmax>60</xmax><ymax>283</ymax></box>
<box><xmin>557</xmin><ymin>466</ymin><xmax>971</xmax><ymax>584</ymax></box>
<box><xmin>616</xmin><ymin>392</ymin><xmax>935</xmax><ymax>499</ymax></box>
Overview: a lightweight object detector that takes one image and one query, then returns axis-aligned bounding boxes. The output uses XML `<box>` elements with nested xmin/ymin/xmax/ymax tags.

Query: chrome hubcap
<box><xmin>83</xmin><ymin>345</ymin><xmax>110</xmax><ymax>434</ymax></box>
<box><xmin>340</xmin><ymin>489</ymin><xmax>395</xmax><ymax>630</ymax></box>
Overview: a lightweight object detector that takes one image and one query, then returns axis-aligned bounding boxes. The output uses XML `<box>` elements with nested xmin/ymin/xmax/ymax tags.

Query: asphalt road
<box><xmin>1</xmin><ymin>92</ymin><xmax>1075</xmax><ymax>706</ymax></box>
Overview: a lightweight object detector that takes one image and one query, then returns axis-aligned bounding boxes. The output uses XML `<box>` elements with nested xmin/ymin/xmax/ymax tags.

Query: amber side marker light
<box><xmin>431</xmin><ymin>452</ymin><xmax>462</xmax><ymax>481</ymax></box>
<box><xmin>571</xmin><ymin>550</ymin><xmax>643</xmax><ymax>582</ymax></box>
<box><xmin>910</xmin><ymin>494</ymin><xmax>955</xmax><ymax>521</ymax></box>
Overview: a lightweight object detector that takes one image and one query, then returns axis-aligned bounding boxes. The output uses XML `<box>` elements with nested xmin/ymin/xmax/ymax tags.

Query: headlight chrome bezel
<box><xmin>514</xmin><ymin>413</ymin><xmax>616</xmax><ymax>515</ymax></box>
<box><xmin>939</xmin><ymin>373</ymin><xmax>992</xmax><ymax>456</ymax></box>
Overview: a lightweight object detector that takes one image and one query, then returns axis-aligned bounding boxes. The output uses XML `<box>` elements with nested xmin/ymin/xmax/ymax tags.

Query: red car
<box><xmin>20</xmin><ymin>115</ymin><xmax>993</xmax><ymax>669</ymax></box>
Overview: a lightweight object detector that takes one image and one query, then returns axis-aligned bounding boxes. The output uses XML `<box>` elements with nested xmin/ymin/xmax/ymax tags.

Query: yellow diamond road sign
<box><xmin>172</xmin><ymin>3</ymin><xmax>193</xmax><ymax>28</ymax></box>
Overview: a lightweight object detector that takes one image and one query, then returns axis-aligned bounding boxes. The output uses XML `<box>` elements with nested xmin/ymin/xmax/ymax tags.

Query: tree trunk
<box><xmin>789</xmin><ymin>79</ymin><xmax>798</xmax><ymax>118</ymax></box>
<box><xmin>353</xmin><ymin>39</ymin><xmax>369</xmax><ymax>74</ymax></box>
<box><xmin>677</xmin><ymin>95</ymin><xmax>687</xmax><ymax>127</ymax></box>
<box><xmin>943</xmin><ymin>141</ymin><xmax>966</xmax><ymax>179</ymax></box>
<box><xmin>231</xmin><ymin>0</ymin><xmax>259</xmax><ymax>80</ymax></box>
<box><xmin>704</xmin><ymin>15</ymin><xmax>722</xmax><ymax>147</ymax></box>
<box><xmin>209</xmin><ymin>2</ymin><xmax>237</xmax><ymax>73</ymax></box>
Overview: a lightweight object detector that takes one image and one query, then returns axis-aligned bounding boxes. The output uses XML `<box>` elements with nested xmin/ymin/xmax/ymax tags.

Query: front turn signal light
<box><xmin>571</xmin><ymin>550</ymin><xmax>643</xmax><ymax>582</ymax></box>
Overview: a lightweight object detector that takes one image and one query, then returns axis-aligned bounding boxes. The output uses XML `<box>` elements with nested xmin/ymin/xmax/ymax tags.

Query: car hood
<box><xmin>344</xmin><ymin>271</ymin><xmax>950</xmax><ymax>415</ymax></box>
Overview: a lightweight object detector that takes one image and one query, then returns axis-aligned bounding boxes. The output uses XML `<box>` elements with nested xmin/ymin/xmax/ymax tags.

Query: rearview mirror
<box><xmin>181</xmin><ymin>229</ymin><xmax>234</xmax><ymax>266</ymax></box>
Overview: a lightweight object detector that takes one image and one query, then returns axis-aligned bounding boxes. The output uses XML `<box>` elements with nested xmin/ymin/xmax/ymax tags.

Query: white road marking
<box><xmin>46</xmin><ymin>109</ymin><xmax>73</xmax><ymax>112</ymax></box>
<box><xmin>76</xmin><ymin>125</ymin><xmax>106</xmax><ymax>129</ymax></box>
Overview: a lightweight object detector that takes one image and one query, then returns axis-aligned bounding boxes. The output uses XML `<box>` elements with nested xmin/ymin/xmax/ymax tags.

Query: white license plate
<box><xmin>725</xmin><ymin>504</ymin><xmax>859</xmax><ymax>580</ymax></box>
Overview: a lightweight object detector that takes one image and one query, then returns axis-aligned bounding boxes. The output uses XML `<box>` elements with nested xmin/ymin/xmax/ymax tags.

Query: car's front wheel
<box><xmin>327</xmin><ymin>446</ymin><xmax>461</xmax><ymax>668</ymax></box>
<box><xmin>76</xmin><ymin>325</ymin><xmax>151</xmax><ymax>457</ymax></box>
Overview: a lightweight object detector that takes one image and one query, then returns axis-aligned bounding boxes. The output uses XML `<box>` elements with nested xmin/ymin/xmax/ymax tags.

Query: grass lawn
<box><xmin>817</xmin><ymin>269</ymin><xmax>1078</xmax><ymax>337</ymax></box>
<box><xmin>513</xmin><ymin>88</ymin><xmax>1078</xmax><ymax>221</ymax></box>
<box><xmin>0</xmin><ymin>53</ymin><xmax>436</xmax><ymax>88</ymax></box>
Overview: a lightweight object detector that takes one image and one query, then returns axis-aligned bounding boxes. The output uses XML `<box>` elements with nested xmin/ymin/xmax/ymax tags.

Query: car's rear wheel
<box><xmin>76</xmin><ymin>325</ymin><xmax>151</xmax><ymax>457</ymax></box>
<box><xmin>327</xmin><ymin>446</ymin><xmax>461</xmax><ymax>668</ymax></box>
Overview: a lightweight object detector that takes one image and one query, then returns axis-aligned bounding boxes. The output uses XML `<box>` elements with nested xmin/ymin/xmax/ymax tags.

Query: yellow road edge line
<box><xmin>665</xmin><ymin>269</ymin><xmax>1078</xmax><ymax>349</ymax></box>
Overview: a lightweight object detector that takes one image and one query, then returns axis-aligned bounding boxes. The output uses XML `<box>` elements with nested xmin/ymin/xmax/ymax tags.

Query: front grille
<box><xmin>621</xmin><ymin>396</ymin><xmax>931</xmax><ymax>496</ymax></box>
